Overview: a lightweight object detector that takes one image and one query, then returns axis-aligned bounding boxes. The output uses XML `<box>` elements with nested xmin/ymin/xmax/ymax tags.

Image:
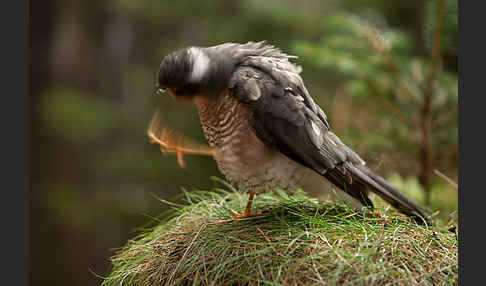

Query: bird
<box><xmin>148</xmin><ymin>41</ymin><xmax>428</xmax><ymax>224</ymax></box>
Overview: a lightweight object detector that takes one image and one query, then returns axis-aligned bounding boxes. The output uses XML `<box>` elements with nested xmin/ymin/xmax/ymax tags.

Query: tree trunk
<box><xmin>420</xmin><ymin>0</ymin><xmax>445</xmax><ymax>206</ymax></box>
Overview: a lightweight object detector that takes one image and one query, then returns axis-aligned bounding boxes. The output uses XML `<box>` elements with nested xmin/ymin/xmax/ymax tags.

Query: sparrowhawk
<box><xmin>148</xmin><ymin>41</ymin><xmax>428</xmax><ymax>224</ymax></box>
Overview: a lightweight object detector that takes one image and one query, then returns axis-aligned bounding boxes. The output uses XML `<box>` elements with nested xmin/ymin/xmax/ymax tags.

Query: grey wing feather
<box><xmin>240</xmin><ymin>53</ymin><xmax>329</xmax><ymax>129</ymax></box>
<box><xmin>229</xmin><ymin>63</ymin><xmax>370</xmax><ymax>207</ymax></box>
<box><xmin>227</xmin><ymin>47</ymin><xmax>428</xmax><ymax>223</ymax></box>
<box><xmin>228</xmin><ymin>61</ymin><xmax>356</xmax><ymax>175</ymax></box>
<box><xmin>230</xmin><ymin>51</ymin><xmax>356</xmax><ymax>169</ymax></box>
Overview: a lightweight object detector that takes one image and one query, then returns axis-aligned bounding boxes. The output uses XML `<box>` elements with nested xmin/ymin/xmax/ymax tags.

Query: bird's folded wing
<box><xmin>229</xmin><ymin>62</ymin><xmax>358</xmax><ymax>175</ymax></box>
<box><xmin>228</xmin><ymin>64</ymin><xmax>371</xmax><ymax>204</ymax></box>
<box><xmin>228</xmin><ymin>63</ymin><xmax>428</xmax><ymax>222</ymax></box>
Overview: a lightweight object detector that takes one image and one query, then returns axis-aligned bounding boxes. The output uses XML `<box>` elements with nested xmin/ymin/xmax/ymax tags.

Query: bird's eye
<box><xmin>155</xmin><ymin>87</ymin><xmax>167</xmax><ymax>95</ymax></box>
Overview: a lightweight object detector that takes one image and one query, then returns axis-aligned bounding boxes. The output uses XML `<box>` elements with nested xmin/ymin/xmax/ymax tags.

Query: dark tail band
<box><xmin>344</xmin><ymin>162</ymin><xmax>429</xmax><ymax>225</ymax></box>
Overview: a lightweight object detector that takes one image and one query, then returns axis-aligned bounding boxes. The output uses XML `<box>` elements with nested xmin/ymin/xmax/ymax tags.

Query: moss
<box><xmin>101</xmin><ymin>187</ymin><xmax>457</xmax><ymax>286</ymax></box>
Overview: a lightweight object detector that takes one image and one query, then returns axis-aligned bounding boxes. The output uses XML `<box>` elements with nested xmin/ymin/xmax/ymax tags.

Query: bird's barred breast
<box><xmin>195</xmin><ymin>91</ymin><xmax>300</xmax><ymax>193</ymax></box>
<box><xmin>194</xmin><ymin>91</ymin><xmax>364</xmax><ymax>208</ymax></box>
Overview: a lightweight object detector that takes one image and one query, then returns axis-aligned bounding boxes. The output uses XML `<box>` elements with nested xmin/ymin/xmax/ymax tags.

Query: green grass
<box><xmin>101</xmin><ymin>182</ymin><xmax>457</xmax><ymax>286</ymax></box>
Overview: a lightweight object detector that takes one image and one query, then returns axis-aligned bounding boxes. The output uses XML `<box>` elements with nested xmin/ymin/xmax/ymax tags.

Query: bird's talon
<box><xmin>229</xmin><ymin>191</ymin><xmax>257</xmax><ymax>219</ymax></box>
<box><xmin>147</xmin><ymin>111</ymin><xmax>214</xmax><ymax>169</ymax></box>
<box><xmin>176</xmin><ymin>150</ymin><xmax>186</xmax><ymax>168</ymax></box>
<box><xmin>229</xmin><ymin>209</ymin><xmax>257</xmax><ymax>219</ymax></box>
<box><xmin>229</xmin><ymin>209</ymin><xmax>242</xmax><ymax>218</ymax></box>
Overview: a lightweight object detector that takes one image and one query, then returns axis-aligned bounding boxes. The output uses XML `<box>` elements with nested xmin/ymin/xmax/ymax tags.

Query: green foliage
<box><xmin>40</xmin><ymin>87</ymin><xmax>120</xmax><ymax>145</ymax></box>
<box><xmin>101</xmin><ymin>187</ymin><xmax>457</xmax><ymax>286</ymax></box>
<box><xmin>293</xmin><ymin>7</ymin><xmax>458</xmax><ymax>183</ymax></box>
<box><xmin>39</xmin><ymin>181</ymin><xmax>156</xmax><ymax>232</ymax></box>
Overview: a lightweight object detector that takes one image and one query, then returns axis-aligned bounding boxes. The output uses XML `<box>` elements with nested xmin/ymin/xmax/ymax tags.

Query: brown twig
<box><xmin>434</xmin><ymin>169</ymin><xmax>458</xmax><ymax>190</ymax></box>
<box><xmin>256</xmin><ymin>227</ymin><xmax>281</xmax><ymax>256</ymax></box>
<box><xmin>373</xmin><ymin>221</ymin><xmax>389</xmax><ymax>262</ymax></box>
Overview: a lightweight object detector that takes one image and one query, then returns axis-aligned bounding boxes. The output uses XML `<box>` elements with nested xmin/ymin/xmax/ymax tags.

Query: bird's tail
<box><xmin>343</xmin><ymin>162</ymin><xmax>429</xmax><ymax>225</ymax></box>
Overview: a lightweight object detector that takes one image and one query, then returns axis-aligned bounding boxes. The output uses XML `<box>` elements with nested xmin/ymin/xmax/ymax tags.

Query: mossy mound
<box><xmin>101</xmin><ymin>187</ymin><xmax>457</xmax><ymax>286</ymax></box>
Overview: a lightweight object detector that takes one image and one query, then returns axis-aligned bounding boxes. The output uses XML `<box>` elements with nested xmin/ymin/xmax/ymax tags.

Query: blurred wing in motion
<box><xmin>147</xmin><ymin>110</ymin><xmax>214</xmax><ymax>168</ymax></box>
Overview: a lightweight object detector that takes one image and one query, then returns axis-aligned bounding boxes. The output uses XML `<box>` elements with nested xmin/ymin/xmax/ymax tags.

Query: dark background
<box><xmin>30</xmin><ymin>1</ymin><xmax>457</xmax><ymax>285</ymax></box>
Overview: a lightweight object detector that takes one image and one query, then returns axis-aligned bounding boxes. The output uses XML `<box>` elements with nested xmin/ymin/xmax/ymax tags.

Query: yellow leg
<box><xmin>147</xmin><ymin>111</ymin><xmax>214</xmax><ymax>168</ymax></box>
<box><xmin>230</xmin><ymin>191</ymin><xmax>256</xmax><ymax>219</ymax></box>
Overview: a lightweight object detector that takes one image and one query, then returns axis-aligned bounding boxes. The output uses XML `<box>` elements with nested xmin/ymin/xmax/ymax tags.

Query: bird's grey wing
<box><xmin>228</xmin><ymin>60</ymin><xmax>371</xmax><ymax>206</ymax></box>
<box><xmin>206</xmin><ymin>41</ymin><xmax>329</xmax><ymax>128</ymax></box>
<box><xmin>228</xmin><ymin>58</ymin><xmax>428</xmax><ymax>223</ymax></box>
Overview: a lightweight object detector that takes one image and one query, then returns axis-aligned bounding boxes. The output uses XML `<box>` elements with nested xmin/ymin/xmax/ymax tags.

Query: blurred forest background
<box><xmin>30</xmin><ymin>0</ymin><xmax>457</xmax><ymax>285</ymax></box>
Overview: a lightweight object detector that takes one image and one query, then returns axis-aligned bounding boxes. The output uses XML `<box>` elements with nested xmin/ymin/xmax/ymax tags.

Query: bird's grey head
<box><xmin>156</xmin><ymin>46</ymin><xmax>235</xmax><ymax>100</ymax></box>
